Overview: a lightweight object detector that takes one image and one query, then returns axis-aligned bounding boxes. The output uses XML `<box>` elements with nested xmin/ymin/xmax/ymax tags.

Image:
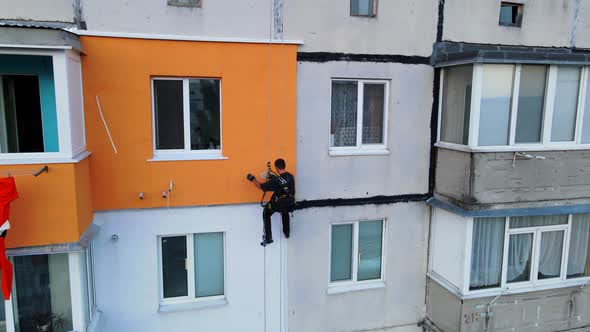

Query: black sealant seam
<box><xmin>297</xmin><ymin>52</ymin><xmax>431</xmax><ymax>64</ymax></box>
<box><xmin>294</xmin><ymin>193</ymin><xmax>430</xmax><ymax>210</ymax></box>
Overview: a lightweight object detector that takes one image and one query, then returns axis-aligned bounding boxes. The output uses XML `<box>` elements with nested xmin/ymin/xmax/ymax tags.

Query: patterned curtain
<box><xmin>331</xmin><ymin>82</ymin><xmax>358</xmax><ymax>147</ymax></box>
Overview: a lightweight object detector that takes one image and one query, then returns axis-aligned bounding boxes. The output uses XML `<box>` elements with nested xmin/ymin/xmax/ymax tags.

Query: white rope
<box><xmin>95</xmin><ymin>96</ymin><xmax>118</xmax><ymax>154</ymax></box>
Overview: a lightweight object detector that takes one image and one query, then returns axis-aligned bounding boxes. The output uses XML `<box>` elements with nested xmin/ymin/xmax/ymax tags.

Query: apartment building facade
<box><xmin>426</xmin><ymin>1</ymin><xmax>590</xmax><ymax>331</ymax></box>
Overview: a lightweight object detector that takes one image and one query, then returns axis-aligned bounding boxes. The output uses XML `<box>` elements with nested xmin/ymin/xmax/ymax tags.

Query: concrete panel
<box><xmin>435</xmin><ymin>148</ymin><xmax>472</xmax><ymax>204</ymax></box>
<box><xmin>296</xmin><ymin>62</ymin><xmax>433</xmax><ymax>200</ymax></box>
<box><xmin>426</xmin><ymin>278</ymin><xmax>461</xmax><ymax>332</ymax></box>
<box><xmin>286</xmin><ymin>0</ymin><xmax>438</xmax><ymax>55</ymax></box>
<box><xmin>430</xmin><ymin>208</ymin><xmax>467</xmax><ymax>290</ymax></box>
<box><xmin>473</xmin><ymin>150</ymin><xmax>590</xmax><ymax>204</ymax></box>
<box><xmin>575</xmin><ymin>1</ymin><xmax>590</xmax><ymax>48</ymax></box>
<box><xmin>82</xmin><ymin>0</ymin><xmax>273</xmax><ymax>40</ymax></box>
<box><xmin>443</xmin><ymin>0</ymin><xmax>575</xmax><ymax>48</ymax></box>
<box><xmin>287</xmin><ymin>203</ymin><xmax>429</xmax><ymax>332</ymax></box>
<box><xmin>0</xmin><ymin>0</ymin><xmax>75</xmax><ymax>23</ymax></box>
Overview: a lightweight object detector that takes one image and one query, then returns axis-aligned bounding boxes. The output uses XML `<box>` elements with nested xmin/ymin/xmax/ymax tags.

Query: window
<box><xmin>330</xmin><ymin>220</ymin><xmax>384</xmax><ymax>287</ymax></box>
<box><xmin>0</xmin><ymin>75</ymin><xmax>45</xmax><ymax>153</ymax></box>
<box><xmin>499</xmin><ymin>2</ymin><xmax>523</xmax><ymax>27</ymax></box>
<box><xmin>12</xmin><ymin>253</ymin><xmax>74</xmax><ymax>332</ymax></box>
<box><xmin>330</xmin><ymin>80</ymin><xmax>388</xmax><ymax>152</ymax></box>
<box><xmin>350</xmin><ymin>0</ymin><xmax>377</xmax><ymax>17</ymax></box>
<box><xmin>438</xmin><ymin>64</ymin><xmax>590</xmax><ymax>149</ymax></box>
<box><xmin>159</xmin><ymin>233</ymin><xmax>225</xmax><ymax>304</ymax></box>
<box><xmin>469</xmin><ymin>214</ymin><xmax>590</xmax><ymax>292</ymax></box>
<box><xmin>168</xmin><ymin>0</ymin><xmax>201</xmax><ymax>7</ymax></box>
<box><xmin>152</xmin><ymin>78</ymin><xmax>221</xmax><ymax>158</ymax></box>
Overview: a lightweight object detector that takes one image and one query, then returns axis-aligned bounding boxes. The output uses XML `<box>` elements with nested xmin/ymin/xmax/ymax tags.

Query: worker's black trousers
<box><xmin>263</xmin><ymin>204</ymin><xmax>290</xmax><ymax>241</ymax></box>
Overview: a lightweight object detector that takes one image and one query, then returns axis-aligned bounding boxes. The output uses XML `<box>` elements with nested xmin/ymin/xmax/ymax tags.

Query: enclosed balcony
<box><xmin>434</xmin><ymin>58</ymin><xmax>590</xmax><ymax>212</ymax></box>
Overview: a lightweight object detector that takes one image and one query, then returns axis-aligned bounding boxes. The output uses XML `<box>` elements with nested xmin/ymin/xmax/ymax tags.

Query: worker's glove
<box><xmin>247</xmin><ymin>173</ymin><xmax>255</xmax><ymax>182</ymax></box>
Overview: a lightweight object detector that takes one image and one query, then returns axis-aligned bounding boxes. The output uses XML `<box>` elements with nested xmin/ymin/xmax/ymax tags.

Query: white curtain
<box><xmin>537</xmin><ymin>231</ymin><xmax>564</xmax><ymax>279</ymax></box>
<box><xmin>507</xmin><ymin>233</ymin><xmax>533</xmax><ymax>283</ymax></box>
<box><xmin>470</xmin><ymin>217</ymin><xmax>505</xmax><ymax>289</ymax></box>
<box><xmin>331</xmin><ymin>82</ymin><xmax>358</xmax><ymax>147</ymax></box>
<box><xmin>568</xmin><ymin>214</ymin><xmax>590</xmax><ymax>278</ymax></box>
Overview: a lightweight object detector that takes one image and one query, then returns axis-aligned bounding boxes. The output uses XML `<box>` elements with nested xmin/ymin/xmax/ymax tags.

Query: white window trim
<box><xmin>464</xmin><ymin>215</ymin><xmax>590</xmax><ymax>298</ymax></box>
<box><xmin>329</xmin><ymin>79</ymin><xmax>389</xmax><ymax>156</ymax></box>
<box><xmin>151</xmin><ymin>77</ymin><xmax>225</xmax><ymax>161</ymax></box>
<box><xmin>327</xmin><ymin>219</ymin><xmax>386</xmax><ymax>294</ymax></box>
<box><xmin>438</xmin><ymin>64</ymin><xmax>590</xmax><ymax>152</ymax></box>
<box><xmin>157</xmin><ymin>233</ymin><xmax>227</xmax><ymax>312</ymax></box>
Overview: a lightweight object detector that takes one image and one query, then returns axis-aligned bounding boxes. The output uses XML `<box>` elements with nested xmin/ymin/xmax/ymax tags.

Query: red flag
<box><xmin>0</xmin><ymin>177</ymin><xmax>18</xmax><ymax>300</ymax></box>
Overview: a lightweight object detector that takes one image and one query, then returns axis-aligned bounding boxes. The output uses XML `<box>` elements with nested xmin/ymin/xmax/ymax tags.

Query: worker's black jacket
<box><xmin>261</xmin><ymin>172</ymin><xmax>295</xmax><ymax>212</ymax></box>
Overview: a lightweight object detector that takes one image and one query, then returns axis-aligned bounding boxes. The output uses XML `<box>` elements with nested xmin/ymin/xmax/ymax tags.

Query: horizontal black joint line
<box><xmin>294</xmin><ymin>193</ymin><xmax>431</xmax><ymax>210</ymax></box>
<box><xmin>297</xmin><ymin>52</ymin><xmax>431</xmax><ymax>64</ymax></box>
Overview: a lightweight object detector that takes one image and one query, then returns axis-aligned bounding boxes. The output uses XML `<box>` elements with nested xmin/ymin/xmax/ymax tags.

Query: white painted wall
<box><xmin>443</xmin><ymin>0</ymin><xmax>578</xmax><ymax>48</ymax></box>
<box><xmin>0</xmin><ymin>0</ymin><xmax>75</xmax><ymax>23</ymax></box>
<box><xmin>430</xmin><ymin>207</ymin><xmax>468</xmax><ymax>292</ymax></box>
<box><xmin>92</xmin><ymin>204</ymin><xmax>275</xmax><ymax>332</ymax></box>
<box><xmin>296</xmin><ymin>61</ymin><xmax>433</xmax><ymax>200</ymax></box>
<box><xmin>287</xmin><ymin>202</ymin><xmax>429</xmax><ymax>332</ymax></box>
<box><xmin>285</xmin><ymin>0</ymin><xmax>438</xmax><ymax>55</ymax></box>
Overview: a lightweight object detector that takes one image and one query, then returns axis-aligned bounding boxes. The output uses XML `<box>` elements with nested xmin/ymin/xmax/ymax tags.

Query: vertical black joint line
<box><xmin>429</xmin><ymin>69</ymin><xmax>441</xmax><ymax>195</ymax></box>
<box><xmin>436</xmin><ymin>0</ymin><xmax>445</xmax><ymax>42</ymax></box>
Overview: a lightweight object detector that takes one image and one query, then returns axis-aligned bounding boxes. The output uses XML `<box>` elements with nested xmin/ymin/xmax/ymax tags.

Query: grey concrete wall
<box><xmin>81</xmin><ymin>0</ymin><xmax>272</xmax><ymax>39</ymax></box>
<box><xmin>435</xmin><ymin>148</ymin><xmax>472</xmax><ymax>205</ymax></box>
<box><xmin>285</xmin><ymin>0</ymin><xmax>438</xmax><ymax>55</ymax></box>
<box><xmin>443</xmin><ymin>0</ymin><xmax>578</xmax><ymax>48</ymax></box>
<box><xmin>436</xmin><ymin>148</ymin><xmax>590</xmax><ymax>208</ymax></box>
<box><xmin>288</xmin><ymin>203</ymin><xmax>429</xmax><ymax>332</ymax></box>
<box><xmin>427</xmin><ymin>278</ymin><xmax>590</xmax><ymax>332</ymax></box>
<box><xmin>296</xmin><ymin>62</ymin><xmax>433</xmax><ymax>201</ymax></box>
<box><xmin>0</xmin><ymin>0</ymin><xmax>76</xmax><ymax>23</ymax></box>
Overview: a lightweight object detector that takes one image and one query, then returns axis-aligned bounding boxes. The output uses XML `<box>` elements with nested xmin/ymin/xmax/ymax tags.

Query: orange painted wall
<box><xmin>81</xmin><ymin>36</ymin><xmax>297</xmax><ymax>210</ymax></box>
<box><xmin>4</xmin><ymin>159</ymin><xmax>93</xmax><ymax>248</ymax></box>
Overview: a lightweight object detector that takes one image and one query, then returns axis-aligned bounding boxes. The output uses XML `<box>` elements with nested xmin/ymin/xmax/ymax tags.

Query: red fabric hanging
<box><xmin>0</xmin><ymin>177</ymin><xmax>18</xmax><ymax>300</ymax></box>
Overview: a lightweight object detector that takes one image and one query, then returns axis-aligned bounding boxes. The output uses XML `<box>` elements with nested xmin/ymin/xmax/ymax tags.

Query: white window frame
<box><xmin>465</xmin><ymin>215</ymin><xmax>590</xmax><ymax>298</ymax></box>
<box><xmin>329</xmin><ymin>79</ymin><xmax>390</xmax><ymax>156</ymax></box>
<box><xmin>150</xmin><ymin>77</ymin><xmax>226</xmax><ymax>161</ymax></box>
<box><xmin>85</xmin><ymin>244</ymin><xmax>97</xmax><ymax>321</ymax></box>
<box><xmin>437</xmin><ymin>64</ymin><xmax>590</xmax><ymax>152</ymax></box>
<box><xmin>157</xmin><ymin>233</ymin><xmax>227</xmax><ymax>311</ymax></box>
<box><xmin>327</xmin><ymin>219</ymin><xmax>386</xmax><ymax>294</ymax></box>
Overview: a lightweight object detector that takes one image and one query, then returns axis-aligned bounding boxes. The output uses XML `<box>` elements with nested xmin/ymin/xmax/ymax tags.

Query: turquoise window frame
<box><xmin>0</xmin><ymin>54</ymin><xmax>59</xmax><ymax>152</ymax></box>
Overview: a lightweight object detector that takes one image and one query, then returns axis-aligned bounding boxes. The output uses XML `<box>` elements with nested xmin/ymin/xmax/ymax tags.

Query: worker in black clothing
<box><xmin>247</xmin><ymin>158</ymin><xmax>295</xmax><ymax>246</ymax></box>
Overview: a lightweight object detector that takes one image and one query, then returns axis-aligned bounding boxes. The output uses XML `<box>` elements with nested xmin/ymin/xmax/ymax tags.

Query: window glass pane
<box><xmin>161</xmin><ymin>236</ymin><xmax>188</xmax><ymax>298</ymax></box>
<box><xmin>516</xmin><ymin>66</ymin><xmax>547</xmax><ymax>143</ymax></box>
<box><xmin>357</xmin><ymin>220</ymin><xmax>383</xmax><ymax>281</ymax></box>
<box><xmin>568</xmin><ymin>214</ymin><xmax>590</xmax><ymax>278</ymax></box>
<box><xmin>441</xmin><ymin>65</ymin><xmax>472</xmax><ymax>145</ymax></box>
<box><xmin>154</xmin><ymin>80</ymin><xmax>184</xmax><ymax>150</ymax></box>
<box><xmin>470</xmin><ymin>217</ymin><xmax>505</xmax><ymax>290</ymax></box>
<box><xmin>362</xmin><ymin>83</ymin><xmax>385</xmax><ymax>144</ymax></box>
<box><xmin>581</xmin><ymin>73</ymin><xmax>590</xmax><ymax>143</ymax></box>
<box><xmin>479</xmin><ymin>64</ymin><xmax>514</xmax><ymax>146</ymax></box>
<box><xmin>80</xmin><ymin>252</ymin><xmax>90</xmax><ymax>327</ymax></box>
<box><xmin>330</xmin><ymin>224</ymin><xmax>353</xmax><ymax>282</ymax></box>
<box><xmin>351</xmin><ymin>0</ymin><xmax>374</xmax><ymax>16</ymax></box>
<box><xmin>194</xmin><ymin>233</ymin><xmax>224</xmax><ymax>298</ymax></box>
<box><xmin>189</xmin><ymin>79</ymin><xmax>221</xmax><ymax>150</ymax></box>
<box><xmin>0</xmin><ymin>75</ymin><xmax>45</xmax><ymax>153</ymax></box>
<box><xmin>538</xmin><ymin>230</ymin><xmax>564</xmax><ymax>280</ymax></box>
<box><xmin>13</xmin><ymin>254</ymin><xmax>73</xmax><ymax>332</ymax></box>
<box><xmin>507</xmin><ymin>233</ymin><xmax>533</xmax><ymax>283</ymax></box>
<box><xmin>551</xmin><ymin>66</ymin><xmax>581</xmax><ymax>142</ymax></box>
<box><xmin>499</xmin><ymin>5</ymin><xmax>515</xmax><ymax>25</ymax></box>
<box><xmin>509</xmin><ymin>215</ymin><xmax>568</xmax><ymax>229</ymax></box>
<box><xmin>331</xmin><ymin>81</ymin><xmax>358</xmax><ymax>147</ymax></box>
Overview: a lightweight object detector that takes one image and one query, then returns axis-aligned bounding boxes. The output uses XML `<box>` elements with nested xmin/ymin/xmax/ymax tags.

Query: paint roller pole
<box><xmin>95</xmin><ymin>96</ymin><xmax>118</xmax><ymax>154</ymax></box>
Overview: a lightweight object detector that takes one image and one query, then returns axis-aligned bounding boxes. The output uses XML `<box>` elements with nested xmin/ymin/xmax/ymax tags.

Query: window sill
<box><xmin>0</xmin><ymin>150</ymin><xmax>91</xmax><ymax>165</ymax></box>
<box><xmin>158</xmin><ymin>297</ymin><xmax>227</xmax><ymax>312</ymax></box>
<box><xmin>327</xmin><ymin>281</ymin><xmax>385</xmax><ymax>295</ymax></box>
<box><xmin>148</xmin><ymin>152</ymin><xmax>228</xmax><ymax>162</ymax></box>
<box><xmin>329</xmin><ymin>148</ymin><xmax>390</xmax><ymax>157</ymax></box>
